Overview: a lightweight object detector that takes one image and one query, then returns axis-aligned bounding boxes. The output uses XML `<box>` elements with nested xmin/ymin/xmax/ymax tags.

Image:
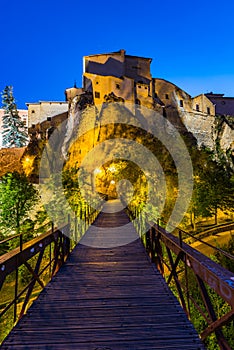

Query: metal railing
<box><xmin>0</xmin><ymin>203</ymin><xmax>101</xmax><ymax>343</ymax></box>
<box><xmin>129</xmin><ymin>208</ymin><xmax>234</xmax><ymax>350</ymax></box>
<box><xmin>0</xmin><ymin>223</ymin><xmax>71</xmax><ymax>324</ymax></box>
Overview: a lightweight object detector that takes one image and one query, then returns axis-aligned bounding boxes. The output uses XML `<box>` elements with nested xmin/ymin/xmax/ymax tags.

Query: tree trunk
<box><xmin>190</xmin><ymin>211</ymin><xmax>196</xmax><ymax>231</ymax></box>
<box><xmin>214</xmin><ymin>206</ymin><xmax>218</xmax><ymax>225</ymax></box>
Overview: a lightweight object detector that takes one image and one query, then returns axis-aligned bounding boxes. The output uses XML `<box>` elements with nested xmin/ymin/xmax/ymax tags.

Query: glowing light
<box><xmin>109</xmin><ymin>165</ymin><xmax>116</xmax><ymax>172</ymax></box>
<box><xmin>22</xmin><ymin>155</ymin><xmax>35</xmax><ymax>177</ymax></box>
<box><xmin>94</xmin><ymin>168</ymin><xmax>102</xmax><ymax>175</ymax></box>
<box><xmin>110</xmin><ymin>180</ymin><xmax>115</xmax><ymax>185</ymax></box>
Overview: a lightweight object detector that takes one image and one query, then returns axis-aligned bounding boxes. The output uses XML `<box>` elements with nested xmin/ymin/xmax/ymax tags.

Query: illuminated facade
<box><xmin>65</xmin><ymin>50</ymin><xmax>215</xmax><ymax>117</ymax></box>
<box><xmin>26</xmin><ymin>101</ymin><xmax>68</xmax><ymax>127</ymax></box>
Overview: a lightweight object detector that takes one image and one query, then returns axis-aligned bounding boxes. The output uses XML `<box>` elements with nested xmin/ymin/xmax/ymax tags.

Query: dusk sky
<box><xmin>1</xmin><ymin>0</ymin><xmax>234</xmax><ymax>109</ymax></box>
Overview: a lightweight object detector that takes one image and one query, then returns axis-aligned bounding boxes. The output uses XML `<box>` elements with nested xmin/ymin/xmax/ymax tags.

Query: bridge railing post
<box><xmin>151</xmin><ymin>226</ymin><xmax>156</xmax><ymax>263</ymax></box>
<box><xmin>74</xmin><ymin>215</ymin><xmax>78</xmax><ymax>242</ymax></box>
<box><xmin>19</xmin><ymin>234</ymin><xmax>23</xmax><ymax>252</ymax></box>
<box><xmin>68</xmin><ymin>214</ymin><xmax>71</xmax><ymax>253</ymax></box>
<box><xmin>13</xmin><ymin>259</ymin><xmax>19</xmax><ymax>323</ymax></box>
<box><xmin>179</xmin><ymin>230</ymin><xmax>183</xmax><ymax>247</ymax></box>
<box><xmin>154</xmin><ymin>220</ymin><xmax>164</xmax><ymax>276</ymax></box>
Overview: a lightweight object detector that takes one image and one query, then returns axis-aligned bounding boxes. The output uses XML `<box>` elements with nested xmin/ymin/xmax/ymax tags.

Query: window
<box><xmin>95</xmin><ymin>91</ymin><xmax>100</xmax><ymax>98</ymax></box>
<box><xmin>138</xmin><ymin>85</ymin><xmax>141</xmax><ymax>89</ymax></box>
<box><xmin>196</xmin><ymin>104</ymin><xmax>200</xmax><ymax>111</ymax></box>
<box><xmin>207</xmin><ymin>107</ymin><xmax>210</xmax><ymax>115</ymax></box>
<box><xmin>180</xmin><ymin>100</ymin><xmax>184</xmax><ymax>107</ymax></box>
<box><xmin>145</xmin><ymin>86</ymin><xmax>147</xmax><ymax>90</ymax></box>
<box><xmin>47</xmin><ymin>117</ymin><xmax>52</xmax><ymax>121</ymax></box>
<box><xmin>96</xmin><ymin>81</ymin><xmax>99</xmax><ymax>84</ymax></box>
<box><xmin>165</xmin><ymin>94</ymin><xmax>169</xmax><ymax>99</ymax></box>
<box><xmin>31</xmin><ymin>110</ymin><xmax>35</xmax><ymax>114</ymax></box>
<box><xmin>116</xmin><ymin>83</ymin><xmax>120</xmax><ymax>89</ymax></box>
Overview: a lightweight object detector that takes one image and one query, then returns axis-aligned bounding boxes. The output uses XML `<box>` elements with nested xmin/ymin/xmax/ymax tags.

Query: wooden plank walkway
<box><xmin>2</xmin><ymin>200</ymin><xmax>206</xmax><ymax>349</ymax></box>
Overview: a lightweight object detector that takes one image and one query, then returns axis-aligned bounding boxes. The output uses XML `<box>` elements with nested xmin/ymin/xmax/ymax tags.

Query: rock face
<box><xmin>180</xmin><ymin>111</ymin><xmax>216</xmax><ymax>149</ymax></box>
<box><xmin>178</xmin><ymin>110</ymin><xmax>233</xmax><ymax>152</ymax></box>
<box><xmin>0</xmin><ymin>147</ymin><xmax>26</xmax><ymax>177</ymax></box>
<box><xmin>64</xmin><ymin>91</ymin><xmax>233</xmax><ymax>166</ymax></box>
<box><xmin>220</xmin><ymin>122</ymin><xmax>234</xmax><ymax>150</ymax></box>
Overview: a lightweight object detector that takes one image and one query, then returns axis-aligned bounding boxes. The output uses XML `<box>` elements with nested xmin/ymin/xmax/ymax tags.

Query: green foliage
<box><xmin>42</xmin><ymin>173</ymin><xmax>71</xmax><ymax>225</ymax></box>
<box><xmin>190</xmin><ymin>283</ymin><xmax>233</xmax><ymax>350</ymax></box>
<box><xmin>188</xmin><ymin>147</ymin><xmax>234</xmax><ymax>228</ymax></box>
<box><xmin>1</xmin><ymin>86</ymin><xmax>28</xmax><ymax>148</ymax></box>
<box><xmin>0</xmin><ymin>172</ymin><xmax>39</xmax><ymax>236</ymax></box>
<box><xmin>214</xmin><ymin>234</ymin><xmax>234</xmax><ymax>272</ymax></box>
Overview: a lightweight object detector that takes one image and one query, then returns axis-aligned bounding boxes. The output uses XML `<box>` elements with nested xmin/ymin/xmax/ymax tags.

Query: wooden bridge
<box><xmin>1</xmin><ymin>200</ymin><xmax>234</xmax><ymax>349</ymax></box>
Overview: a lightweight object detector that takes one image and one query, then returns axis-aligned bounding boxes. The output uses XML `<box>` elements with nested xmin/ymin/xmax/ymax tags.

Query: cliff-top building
<box><xmin>65</xmin><ymin>49</ymin><xmax>215</xmax><ymax>118</ymax></box>
<box><xmin>205</xmin><ymin>93</ymin><xmax>234</xmax><ymax>116</ymax></box>
<box><xmin>63</xmin><ymin>50</ymin><xmax>234</xmax><ymax>152</ymax></box>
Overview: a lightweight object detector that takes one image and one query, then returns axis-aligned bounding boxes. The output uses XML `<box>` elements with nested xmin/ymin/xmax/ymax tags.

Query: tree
<box><xmin>1</xmin><ymin>86</ymin><xmax>28</xmax><ymax>148</ymax></box>
<box><xmin>214</xmin><ymin>234</ymin><xmax>234</xmax><ymax>272</ymax></box>
<box><xmin>0</xmin><ymin>172</ymin><xmax>38</xmax><ymax>236</ymax></box>
<box><xmin>188</xmin><ymin>147</ymin><xmax>234</xmax><ymax>229</ymax></box>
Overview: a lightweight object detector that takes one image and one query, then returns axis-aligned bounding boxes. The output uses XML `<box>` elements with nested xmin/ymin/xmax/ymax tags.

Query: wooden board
<box><xmin>1</xmin><ymin>200</ymin><xmax>206</xmax><ymax>349</ymax></box>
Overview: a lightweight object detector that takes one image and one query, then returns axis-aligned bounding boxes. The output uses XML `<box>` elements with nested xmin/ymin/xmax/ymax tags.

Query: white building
<box><xmin>26</xmin><ymin>101</ymin><xmax>68</xmax><ymax>127</ymax></box>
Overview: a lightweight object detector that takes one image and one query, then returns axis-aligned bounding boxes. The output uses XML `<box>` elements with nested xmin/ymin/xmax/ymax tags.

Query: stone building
<box><xmin>26</xmin><ymin>101</ymin><xmax>68</xmax><ymax>127</ymax></box>
<box><xmin>153</xmin><ymin>78</ymin><xmax>215</xmax><ymax>116</ymax></box>
<box><xmin>0</xmin><ymin>109</ymin><xmax>28</xmax><ymax>148</ymax></box>
<box><xmin>65</xmin><ymin>50</ymin><xmax>157</xmax><ymax>110</ymax></box>
<box><xmin>64</xmin><ymin>50</ymin><xmax>234</xmax><ymax>153</ymax></box>
<box><xmin>65</xmin><ymin>49</ymin><xmax>215</xmax><ymax>118</ymax></box>
<box><xmin>205</xmin><ymin>93</ymin><xmax>234</xmax><ymax>116</ymax></box>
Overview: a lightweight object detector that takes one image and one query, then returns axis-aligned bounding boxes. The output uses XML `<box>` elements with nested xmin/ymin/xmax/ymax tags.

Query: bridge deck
<box><xmin>2</xmin><ymin>200</ymin><xmax>205</xmax><ymax>349</ymax></box>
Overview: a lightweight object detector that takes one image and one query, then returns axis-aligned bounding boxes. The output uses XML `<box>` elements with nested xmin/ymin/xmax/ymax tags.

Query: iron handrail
<box><xmin>159</xmin><ymin>218</ymin><xmax>234</xmax><ymax>261</ymax></box>
<box><xmin>128</xmin><ymin>206</ymin><xmax>234</xmax><ymax>350</ymax></box>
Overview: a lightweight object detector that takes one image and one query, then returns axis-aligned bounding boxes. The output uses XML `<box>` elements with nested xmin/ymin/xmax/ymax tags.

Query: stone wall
<box><xmin>192</xmin><ymin>94</ymin><xmax>215</xmax><ymax>116</ymax></box>
<box><xmin>27</xmin><ymin>101</ymin><xmax>68</xmax><ymax>127</ymax></box>
<box><xmin>180</xmin><ymin>111</ymin><xmax>216</xmax><ymax>148</ymax></box>
<box><xmin>219</xmin><ymin>121</ymin><xmax>234</xmax><ymax>151</ymax></box>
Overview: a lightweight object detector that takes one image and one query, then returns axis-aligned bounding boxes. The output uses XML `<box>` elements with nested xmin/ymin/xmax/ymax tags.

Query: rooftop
<box><xmin>26</xmin><ymin>101</ymin><xmax>68</xmax><ymax>106</ymax></box>
<box><xmin>84</xmin><ymin>49</ymin><xmax>152</xmax><ymax>62</ymax></box>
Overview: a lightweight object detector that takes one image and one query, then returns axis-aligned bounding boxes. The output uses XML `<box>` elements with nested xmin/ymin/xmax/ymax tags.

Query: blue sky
<box><xmin>1</xmin><ymin>0</ymin><xmax>234</xmax><ymax>108</ymax></box>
